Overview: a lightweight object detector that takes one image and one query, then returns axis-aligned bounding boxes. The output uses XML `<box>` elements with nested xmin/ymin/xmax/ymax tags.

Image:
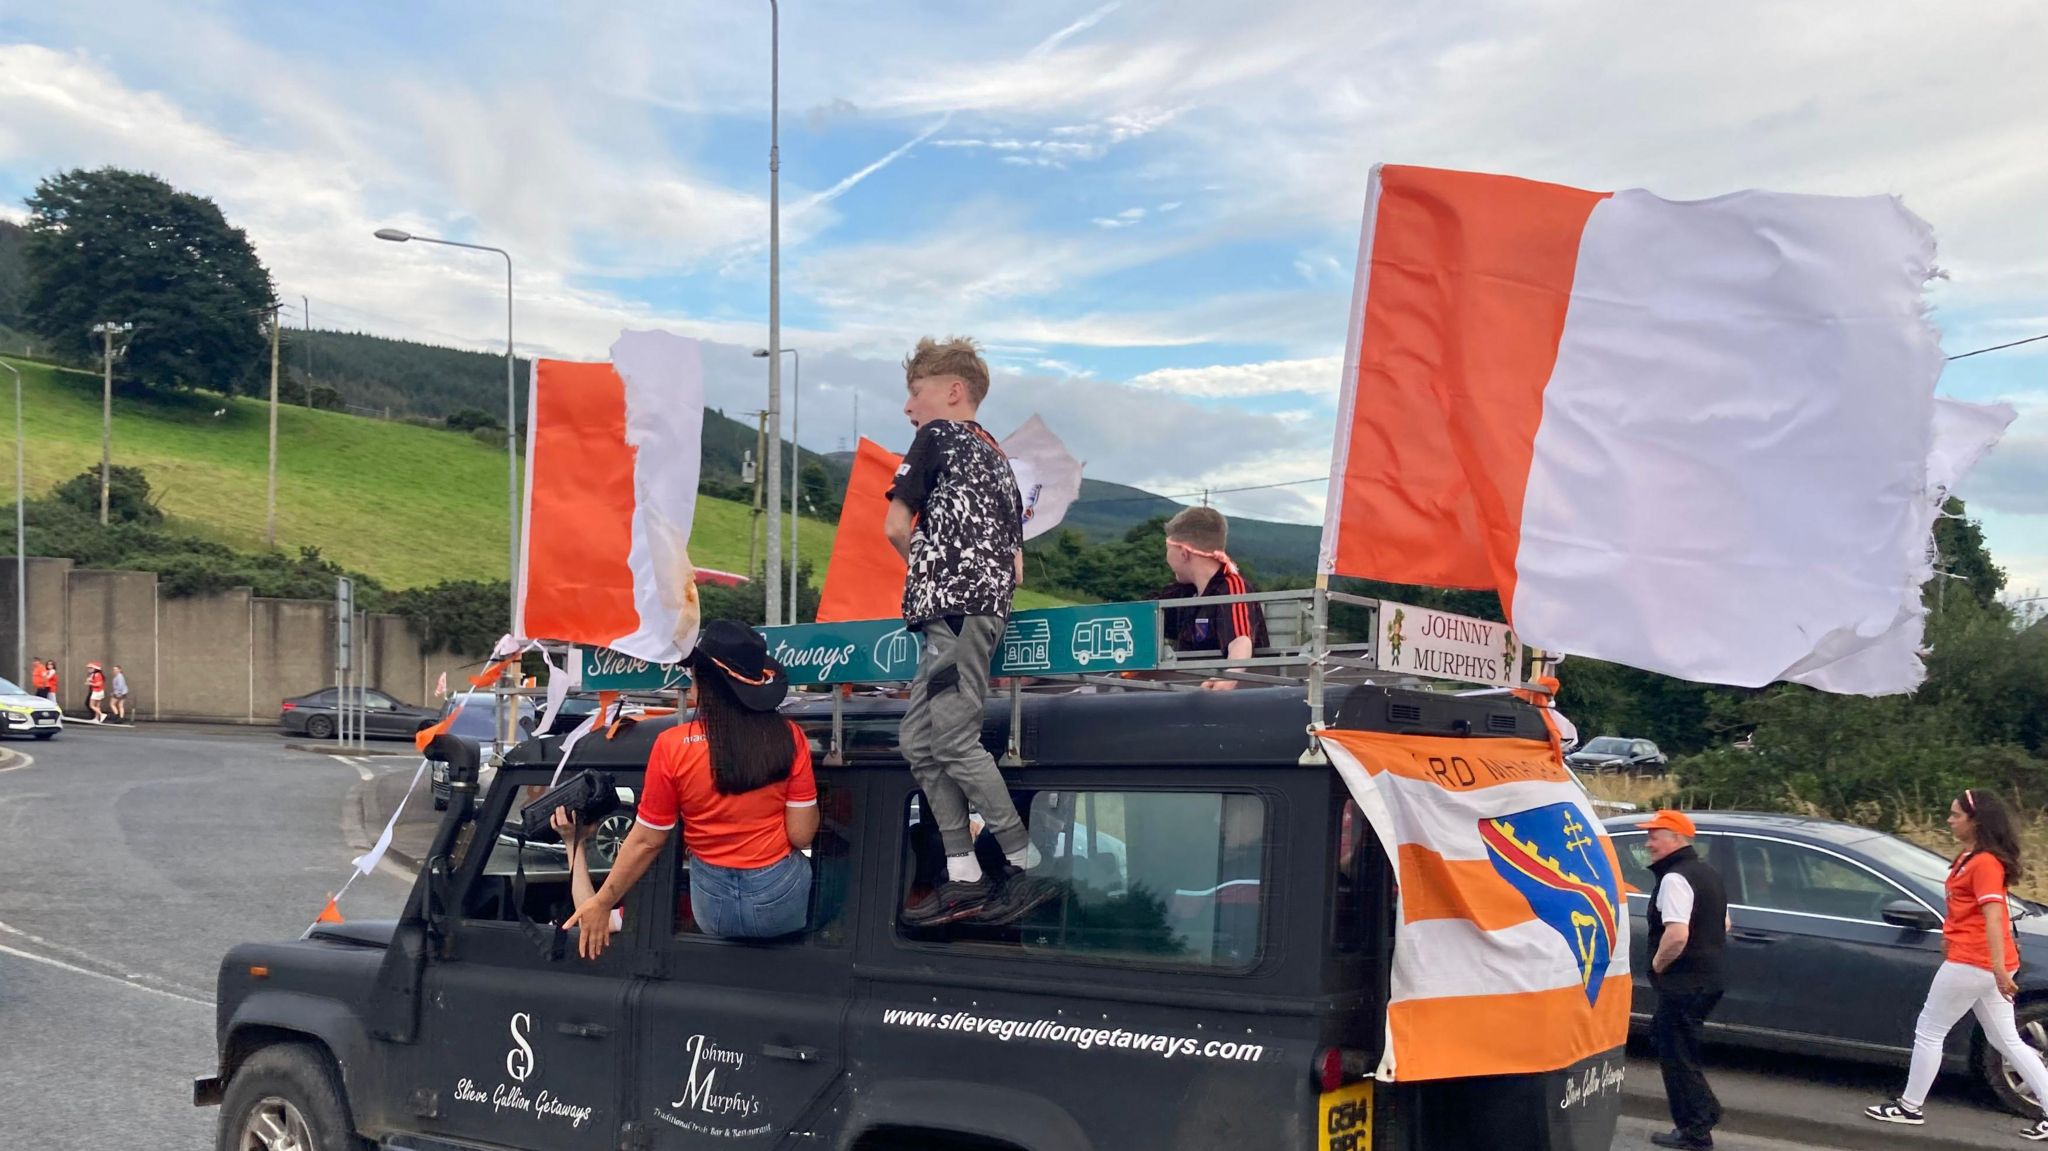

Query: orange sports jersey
<box><xmin>635</xmin><ymin>720</ymin><xmax>816</xmax><ymax>870</ymax></box>
<box><xmin>1945</xmin><ymin>851</ymin><xmax>2020</xmax><ymax>972</ymax></box>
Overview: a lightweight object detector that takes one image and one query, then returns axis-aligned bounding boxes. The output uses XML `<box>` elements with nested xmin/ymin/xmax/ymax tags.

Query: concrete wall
<box><xmin>0</xmin><ymin>557</ymin><xmax>470</xmax><ymax>722</ymax></box>
<box><xmin>64</xmin><ymin>569</ymin><xmax>157</xmax><ymax>717</ymax></box>
<box><xmin>158</xmin><ymin>587</ymin><xmax>254</xmax><ymax>720</ymax></box>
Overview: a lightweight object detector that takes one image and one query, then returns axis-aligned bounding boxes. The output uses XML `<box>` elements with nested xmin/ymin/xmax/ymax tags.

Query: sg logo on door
<box><xmin>506</xmin><ymin>1012</ymin><xmax>536</xmax><ymax>1082</ymax></box>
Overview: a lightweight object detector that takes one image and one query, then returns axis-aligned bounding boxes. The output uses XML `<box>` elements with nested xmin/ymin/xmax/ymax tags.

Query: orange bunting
<box><xmin>469</xmin><ymin>655</ymin><xmax>522</xmax><ymax>689</ymax></box>
<box><xmin>414</xmin><ymin>706</ymin><xmax>460</xmax><ymax>754</ymax></box>
<box><xmin>316</xmin><ymin>896</ymin><xmax>345</xmax><ymax>924</ymax></box>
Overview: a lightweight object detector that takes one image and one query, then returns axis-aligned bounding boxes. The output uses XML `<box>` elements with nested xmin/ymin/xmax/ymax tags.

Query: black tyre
<box><xmin>216</xmin><ymin>1043</ymin><xmax>365</xmax><ymax>1151</ymax></box>
<box><xmin>304</xmin><ymin>714</ymin><xmax>336</xmax><ymax>740</ymax></box>
<box><xmin>1983</xmin><ymin>996</ymin><xmax>2048</xmax><ymax>1115</ymax></box>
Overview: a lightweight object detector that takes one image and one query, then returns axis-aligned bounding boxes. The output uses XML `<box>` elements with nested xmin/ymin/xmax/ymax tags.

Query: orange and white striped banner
<box><xmin>1317</xmin><ymin>728</ymin><xmax>1629</xmax><ymax>1081</ymax></box>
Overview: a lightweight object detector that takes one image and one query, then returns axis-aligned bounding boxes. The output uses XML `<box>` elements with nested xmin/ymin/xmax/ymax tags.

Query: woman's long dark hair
<box><xmin>689</xmin><ymin>651</ymin><xmax>795</xmax><ymax>796</ymax></box>
<box><xmin>1961</xmin><ymin>788</ymin><xmax>2025</xmax><ymax>884</ymax></box>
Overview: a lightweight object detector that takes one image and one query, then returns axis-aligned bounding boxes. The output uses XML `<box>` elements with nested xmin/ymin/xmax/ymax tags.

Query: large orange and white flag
<box><xmin>1318</xmin><ymin>728</ymin><xmax>1629</xmax><ymax>1081</ymax></box>
<box><xmin>518</xmin><ymin>330</ymin><xmax>704</xmax><ymax>663</ymax></box>
<box><xmin>1321</xmin><ymin>165</ymin><xmax>2013</xmax><ymax>694</ymax></box>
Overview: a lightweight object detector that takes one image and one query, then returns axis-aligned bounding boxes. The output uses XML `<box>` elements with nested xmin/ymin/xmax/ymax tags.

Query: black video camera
<box><xmin>519</xmin><ymin>769</ymin><xmax>622</xmax><ymax>842</ymax></box>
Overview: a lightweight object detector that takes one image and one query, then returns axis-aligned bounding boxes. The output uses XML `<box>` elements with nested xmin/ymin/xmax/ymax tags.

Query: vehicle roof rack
<box><xmin>500</xmin><ymin>586</ymin><xmax>1559</xmax><ymax>772</ymax></box>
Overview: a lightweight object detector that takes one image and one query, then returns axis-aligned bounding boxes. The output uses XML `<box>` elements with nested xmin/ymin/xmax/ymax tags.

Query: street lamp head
<box><xmin>373</xmin><ymin>228</ymin><xmax>413</xmax><ymax>243</ymax></box>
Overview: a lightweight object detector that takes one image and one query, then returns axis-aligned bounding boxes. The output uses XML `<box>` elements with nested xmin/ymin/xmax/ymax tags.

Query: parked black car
<box><xmin>196</xmin><ymin>685</ymin><xmax>1626</xmax><ymax>1151</ymax></box>
<box><xmin>1606</xmin><ymin>810</ymin><xmax>2048</xmax><ymax>1113</ymax></box>
<box><xmin>277</xmin><ymin>687</ymin><xmax>438</xmax><ymax>741</ymax></box>
<box><xmin>1566</xmin><ymin>735</ymin><xmax>1667</xmax><ymax>774</ymax></box>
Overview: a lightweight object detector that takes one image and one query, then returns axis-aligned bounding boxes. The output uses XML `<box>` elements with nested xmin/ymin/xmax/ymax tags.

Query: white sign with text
<box><xmin>1376</xmin><ymin>600</ymin><xmax>1522</xmax><ymax>687</ymax></box>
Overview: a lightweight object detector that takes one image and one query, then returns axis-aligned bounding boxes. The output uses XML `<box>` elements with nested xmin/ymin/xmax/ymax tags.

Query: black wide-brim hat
<box><xmin>692</xmin><ymin>619</ymin><xmax>789</xmax><ymax>712</ymax></box>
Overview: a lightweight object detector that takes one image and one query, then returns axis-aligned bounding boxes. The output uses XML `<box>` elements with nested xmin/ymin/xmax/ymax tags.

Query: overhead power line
<box><xmin>1947</xmin><ymin>333</ymin><xmax>2048</xmax><ymax>361</ymax></box>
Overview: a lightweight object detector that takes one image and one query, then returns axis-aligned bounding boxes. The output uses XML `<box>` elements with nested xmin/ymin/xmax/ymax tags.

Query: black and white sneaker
<box><xmin>2020</xmin><ymin>1116</ymin><xmax>2048</xmax><ymax>1142</ymax></box>
<box><xmin>975</xmin><ymin>872</ymin><xmax>1065</xmax><ymax>927</ymax></box>
<box><xmin>902</xmin><ymin>879</ymin><xmax>990</xmax><ymax>927</ymax></box>
<box><xmin>1863</xmin><ymin>1099</ymin><xmax>1924</xmax><ymax>1126</ymax></box>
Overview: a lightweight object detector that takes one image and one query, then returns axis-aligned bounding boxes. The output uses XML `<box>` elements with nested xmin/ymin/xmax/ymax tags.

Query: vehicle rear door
<box><xmin>1714</xmin><ymin>833</ymin><xmax>1944</xmax><ymax>1054</ymax></box>
<box><xmin>625</xmin><ymin>777</ymin><xmax>858</xmax><ymax>1148</ymax></box>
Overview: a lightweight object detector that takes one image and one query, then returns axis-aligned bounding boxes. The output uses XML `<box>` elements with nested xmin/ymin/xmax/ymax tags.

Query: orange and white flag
<box><xmin>1321</xmin><ymin>165</ymin><xmax>2012</xmax><ymax>694</ymax></box>
<box><xmin>519</xmin><ymin>330</ymin><xmax>704</xmax><ymax>663</ymax></box>
<box><xmin>814</xmin><ymin>420</ymin><xmax>1084</xmax><ymax>623</ymax></box>
<box><xmin>1318</xmin><ymin>728</ymin><xmax>1629</xmax><ymax>1081</ymax></box>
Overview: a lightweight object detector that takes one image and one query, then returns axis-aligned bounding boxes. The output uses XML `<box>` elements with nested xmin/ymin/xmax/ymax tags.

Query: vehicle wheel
<box><xmin>1984</xmin><ymin>996</ymin><xmax>2048</xmax><ymax>1115</ymax></box>
<box><xmin>591</xmin><ymin>811</ymin><xmax>634</xmax><ymax>866</ymax></box>
<box><xmin>304</xmin><ymin>715</ymin><xmax>335</xmax><ymax>740</ymax></box>
<box><xmin>216</xmin><ymin>1043</ymin><xmax>365</xmax><ymax>1151</ymax></box>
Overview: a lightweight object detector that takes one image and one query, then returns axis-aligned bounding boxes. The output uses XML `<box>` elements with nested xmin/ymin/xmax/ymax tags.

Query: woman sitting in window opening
<box><xmin>565</xmin><ymin>620</ymin><xmax>819</xmax><ymax>956</ymax></box>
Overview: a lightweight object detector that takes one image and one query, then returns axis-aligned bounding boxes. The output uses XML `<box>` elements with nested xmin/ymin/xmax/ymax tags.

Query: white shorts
<box><xmin>89</xmin><ymin>690</ymin><xmax>105</xmax><ymax>702</ymax></box>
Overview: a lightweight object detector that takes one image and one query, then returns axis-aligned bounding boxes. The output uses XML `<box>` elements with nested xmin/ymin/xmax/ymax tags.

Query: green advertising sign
<box><xmin>758</xmin><ymin>601</ymin><xmax>1162</xmax><ymax>686</ymax></box>
<box><xmin>575</xmin><ymin>645</ymin><xmax>689</xmax><ymax>693</ymax></box>
<box><xmin>577</xmin><ymin>602</ymin><xmax>1163</xmax><ymax>691</ymax></box>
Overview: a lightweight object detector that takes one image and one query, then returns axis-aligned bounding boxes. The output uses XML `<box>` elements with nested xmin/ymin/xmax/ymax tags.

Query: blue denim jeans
<box><xmin>688</xmin><ymin>850</ymin><xmax>811</xmax><ymax>939</ymax></box>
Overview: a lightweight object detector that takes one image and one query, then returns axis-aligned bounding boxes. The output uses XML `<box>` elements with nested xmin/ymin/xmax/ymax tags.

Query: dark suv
<box><xmin>195</xmin><ymin>684</ymin><xmax>1623</xmax><ymax>1151</ymax></box>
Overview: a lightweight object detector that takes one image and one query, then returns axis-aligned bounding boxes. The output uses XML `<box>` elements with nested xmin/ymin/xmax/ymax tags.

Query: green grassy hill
<box><xmin>1</xmin><ymin>354</ymin><xmax>1067</xmax><ymax>608</ymax></box>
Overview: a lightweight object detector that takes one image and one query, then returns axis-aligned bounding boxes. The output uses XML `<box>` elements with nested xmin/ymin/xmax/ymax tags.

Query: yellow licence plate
<box><xmin>1318</xmin><ymin>1080</ymin><xmax>1373</xmax><ymax>1151</ymax></box>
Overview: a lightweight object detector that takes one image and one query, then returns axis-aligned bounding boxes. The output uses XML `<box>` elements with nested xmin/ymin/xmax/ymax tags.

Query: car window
<box><xmin>1585</xmin><ymin>737</ymin><xmax>1629</xmax><ymax>755</ymax></box>
<box><xmin>1728</xmin><ymin>836</ymin><xmax>1902</xmax><ymax>922</ymax></box>
<box><xmin>1633</xmin><ymin>742</ymin><xmax>1655</xmax><ymax>757</ymax></box>
<box><xmin>308</xmin><ymin>689</ymin><xmax>337</xmax><ymax>706</ymax></box>
<box><xmin>462</xmin><ymin>773</ymin><xmax>643</xmax><ymax>934</ymax></box>
<box><xmin>901</xmin><ymin>788</ymin><xmax>1268</xmax><ymax>970</ymax></box>
<box><xmin>1612</xmin><ymin>831</ymin><xmax>1726</xmax><ymax>899</ymax></box>
<box><xmin>668</xmin><ymin>778</ymin><xmax>852</xmax><ymax>947</ymax></box>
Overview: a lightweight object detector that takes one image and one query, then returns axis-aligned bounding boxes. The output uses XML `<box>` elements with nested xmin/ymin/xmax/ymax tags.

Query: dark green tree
<box><xmin>22</xmin><ymin>168</ymin><xmax>275</xmax><ymax>394</ymax></box>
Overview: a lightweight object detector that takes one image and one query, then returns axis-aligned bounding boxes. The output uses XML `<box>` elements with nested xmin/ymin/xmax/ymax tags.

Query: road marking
<box><xmin>0</xmin><ymin>748</ymin><xmax>36</xmax><ymax>775</ymax></box>
<box><xmin>339</xmin><ymin>756</ymin><xmax>375</xmax><ymax>782</ymax></box>
<box><xmin>0</xmin><ymin>941</ymin><xmax>214</xmax><ymax>1007</ymax></box>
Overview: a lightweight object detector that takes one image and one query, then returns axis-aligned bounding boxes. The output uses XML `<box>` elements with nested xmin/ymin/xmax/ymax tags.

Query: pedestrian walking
<box><xmin>85</xmin><ymin>661</ymin><xmax>107</xmax><ymax>724</ymax></box>
<box><xmin>1644</xmin><ymin>809</ymin><xmax>1729</xmax><ymax>1150</ymax></box>
<box><xmin>109</xmin><ymin>665</ymin><xmax>129</xmax><ymax>722</ymax></box>
<box><xmin>29</xmin><ymin>658</ymin><xmax>51</xmax><ymax>699</ymax></box>
<box><xmin>1866</xmin><ymin>789</ymin><xmax>2048</xmax><ymax>1141</ymax></box>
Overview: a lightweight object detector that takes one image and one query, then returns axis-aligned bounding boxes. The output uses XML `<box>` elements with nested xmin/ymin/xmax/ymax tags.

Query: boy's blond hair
<box><xmin>903</xmin><ymin>336</ymin><xmax>991</xmax><ymax>405</ymax></box>
<box><xmin>1164</xmin><ymin>506</ymin><xmax>1229</xmax><ymax>553</ymax></box>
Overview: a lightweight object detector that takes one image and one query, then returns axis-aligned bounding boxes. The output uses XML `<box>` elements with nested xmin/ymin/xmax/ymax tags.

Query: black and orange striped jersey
<box><xmin>1150</xmin><ymin>569</ymin><xmax>1268</xmax><ymax>656</ymax></box>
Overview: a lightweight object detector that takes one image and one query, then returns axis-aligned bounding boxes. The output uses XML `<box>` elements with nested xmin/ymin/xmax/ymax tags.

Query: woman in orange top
<box><xmin>566</xmin><ymin>620</ymin><xmax>818</xmax><ymax>955</ymax></box>
<box><xmin>1867</xmin><ymin>789</ymin><xmax>2048</xmax><ymax>1140</ymax></box>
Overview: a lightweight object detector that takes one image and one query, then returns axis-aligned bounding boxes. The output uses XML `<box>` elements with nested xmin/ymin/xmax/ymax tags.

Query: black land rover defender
<box><xmin>196</xmin><ymin>684</ymin><xmax>1623</xmax><ymax>1151</ymax></box>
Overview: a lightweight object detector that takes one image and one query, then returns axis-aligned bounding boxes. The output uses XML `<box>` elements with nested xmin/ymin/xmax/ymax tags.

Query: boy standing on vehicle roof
<box><xmin>885</xmin><ymin>336</ymin><xmax>1055</xmax><ymax>927</ymax></box>
<box><xmin>1150</xmin><ymin>506</ymin><xmax>1268</xmax><ymax>691</ymax></box>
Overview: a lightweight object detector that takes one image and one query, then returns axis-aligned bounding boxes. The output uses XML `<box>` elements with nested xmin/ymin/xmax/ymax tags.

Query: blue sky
<box><xmin>1</xmin><ymin>2</ymin><xmax>2044</xmax><ymax>589</ymax></box>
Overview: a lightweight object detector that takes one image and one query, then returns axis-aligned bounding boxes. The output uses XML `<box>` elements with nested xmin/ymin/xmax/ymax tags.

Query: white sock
<box><xmin>946</xmin><ymin>853</ymin><xmax>984</xmax><ymax>884</ymax></box>
<box><xmin>1006</xmin><ymin>842</ymin><xmax>1042</xmax><ymax>871</ymax></box>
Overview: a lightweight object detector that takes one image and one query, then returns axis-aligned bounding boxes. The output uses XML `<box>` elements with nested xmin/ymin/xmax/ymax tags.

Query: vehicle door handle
<box><xmin>1730</xmin><ymin>930</ymin><xmax>1776</xmax><ymax>944</ymax></box>
<box><xmin>762</xmin><ymin>1044</ymin><xmax>818</xmax><ymax>1063</ymax></box>
<box><xmin>557</xmin><ymin>1021</ymin><xmax>610</xmax><ymax>1039</ymax></box>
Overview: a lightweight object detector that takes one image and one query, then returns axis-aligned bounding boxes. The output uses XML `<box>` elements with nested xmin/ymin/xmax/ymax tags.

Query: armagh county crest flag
<box><xmin>1317</xmin><ymin>728</ymin><xmax>1630</xmax><ymax>1081</ymax></box>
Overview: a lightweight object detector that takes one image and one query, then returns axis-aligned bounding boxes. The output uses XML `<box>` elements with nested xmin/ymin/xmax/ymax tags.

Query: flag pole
<box><xmin>1299</xmin><ymin>573</ymin><xmax>1331</xmax><ymax>765</ymax></box>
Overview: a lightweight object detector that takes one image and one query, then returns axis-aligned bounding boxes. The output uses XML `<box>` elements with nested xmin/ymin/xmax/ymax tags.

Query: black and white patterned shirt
<box><xmin>886</xmin><ymin>419</ymin><xmax>1023</xmax><ymax>628</ymax></box>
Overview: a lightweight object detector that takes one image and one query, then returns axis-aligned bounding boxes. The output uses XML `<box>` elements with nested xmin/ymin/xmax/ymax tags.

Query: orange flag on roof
<box><xmin>815</xmin><ymin>438</ymin><xmax>909</xmax><ymax>624</ymax></box>
<box><xmin>316</xmin><ymin>896</ymin><xmax>345</xmax><ymax>925</ymax></box>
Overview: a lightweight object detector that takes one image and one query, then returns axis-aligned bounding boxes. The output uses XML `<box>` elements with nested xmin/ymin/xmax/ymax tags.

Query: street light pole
<box><xmin>754</xmin><ymin>347</ymin><xmax>800</xmax><ymax>619</ymax></box>
<box><xmin>375</xmin><ymin>227</ymin><xmax>519</xmax><ymax>745</ymax></box>
<box><xmin>90</xmin><ymin>321</ymin><xmax>131</xmax><ymax>525</ymax></box>
<box><xmin>266</xmin><ymin>305</ymin><xmax>281</xmax><ymax>547</ymax></box>
<box><xmin>763</xmin><ymin>0</ymin><xmax>784</xmax><ymax>626</ymax></box>
<box><xmin>3</xmin><ymin>359</ymin><xmax>22</xmax><ymax>685</ymax></box>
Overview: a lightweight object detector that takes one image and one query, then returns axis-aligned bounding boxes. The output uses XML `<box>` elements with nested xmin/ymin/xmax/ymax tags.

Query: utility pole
<box><xmin>90</xmin><ymin>322</ymin><xmax>132</xmax><ymax>525</ymax></box>
<box><xmin>266</xmin><ymin>306</ymin><xmax>282</xmax><ymax>547</ymax></box>
<box><xmin>748</xmin><ymin>410</ymin><xmax>768</xmax><ymax>580</ymax></box>
<box><xmin>302</xmin><ymin>296</ymin><xmax>312</xmax><ymax>381</ymax></box>
<box><xmin>764</xmin><ymin>0</ymin><xmax>784</xmax><ymax>626</ymax></box>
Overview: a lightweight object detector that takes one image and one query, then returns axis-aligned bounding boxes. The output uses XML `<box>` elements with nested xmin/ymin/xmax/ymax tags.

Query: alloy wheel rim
<box><xmin>2004</xmin><ymin>1017</ymin><xmax>2048</xmax><ymax>1105</ymax></box>
<box><xmin>239</xmin><ymin>1096</ymin><xmax>312</xmax><ymax>1151</ymax></box>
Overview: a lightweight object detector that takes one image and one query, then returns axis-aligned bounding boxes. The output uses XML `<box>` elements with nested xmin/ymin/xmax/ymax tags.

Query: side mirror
<box><xmin>1881</xmin><ymin>899</ymin><xmax>1941</xmax><ymax>931</ymax></box>
<box><xmin>427</xmin><ymin>733</ymin><xmax>481</xmax><ymax>789</ymax></box>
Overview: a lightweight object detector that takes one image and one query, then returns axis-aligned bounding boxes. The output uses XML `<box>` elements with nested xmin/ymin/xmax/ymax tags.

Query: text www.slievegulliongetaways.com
<box><xmin>881</xmin><ymin>1008</ymin><xmax>1267</xmax><ymax>1062</ymax></box>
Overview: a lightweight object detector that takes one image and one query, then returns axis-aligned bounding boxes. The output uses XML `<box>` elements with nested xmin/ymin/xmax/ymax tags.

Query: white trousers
<box><xmin>1903</xmin><ymin>961</ymin><xmax>2048</xmax><ymax>1111</ymax></box>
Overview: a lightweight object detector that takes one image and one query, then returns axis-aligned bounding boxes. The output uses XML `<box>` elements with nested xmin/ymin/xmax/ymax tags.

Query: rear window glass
<box><xmin>901</xmin><ymin>789</ymin><xmax>1267</xmax><ymax>970</ymax></box>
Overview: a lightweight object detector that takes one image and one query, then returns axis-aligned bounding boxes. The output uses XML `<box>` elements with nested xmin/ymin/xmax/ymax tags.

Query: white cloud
<box><xmin>0</xmin><ymin>201</ymin><xmax>26</xmax><ymax>224</ymax></box>
<box><xmin>1125</xmin><ymin>356</ymin><xmax>1343</xmax><ymax>399</ymax></box>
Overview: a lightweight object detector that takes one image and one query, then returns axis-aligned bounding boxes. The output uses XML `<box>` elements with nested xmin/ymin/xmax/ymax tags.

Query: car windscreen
<box><xmin>1582</xmin><ymin>737</ymin><xmax>1631</xmax><ymax>754</ymax></box>
<box><xmin>0</xmin><ymin>676</ymin><xmax>24</xmax><ymax>696</ymax></box>
<box><xmin>1842</xmin><ymin>832</ymin><xmax>1954</xmax><ymax>896</ymax></box>
<box><xmin>444</xmin><ymin>695</ymin><xmax>534</xmax><ymax>740</ymax></box>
